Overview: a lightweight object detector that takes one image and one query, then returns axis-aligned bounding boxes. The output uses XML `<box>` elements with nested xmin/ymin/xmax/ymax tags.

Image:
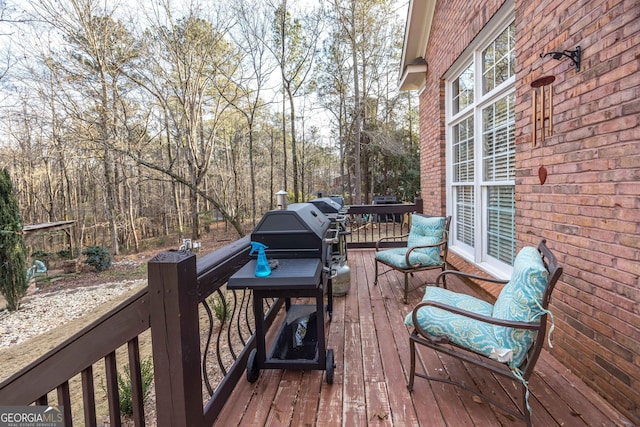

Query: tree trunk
<box><xmin>348</xmin><ymin>2</ymin><xmax>362</xmax><ymax>204</ymax></box>
<box><xmin>125</xmin><ymin>176</ymin><xmax>139</xmax><ymax>252</ymax></box>
<box><xmin>249</xmin><ymin>125</ymin><xmax>257</xmax><ymax>226</ymax></box>
<box><xmin>189</xmin><ymin>180</ymin><xmax>199</xmax><ymax>241</ymax></box>
<box><xmin>281</xmin><ymin>86</ymin><xmax>288</xmax><ymax>193</ymax></box>
<box><xmin>103</xmin><ymin>148</ymin><xmax>119</xmax><ymax>255</ymax></box>
<box><xmin>287</xmin><ymin>88</ymin><xmax>299</xmax><ymax>202</ymax></box>
<box><xmin>270</xmin><ymin>130</ymin><xmax>275</xmax><ymax>209</ymax></box>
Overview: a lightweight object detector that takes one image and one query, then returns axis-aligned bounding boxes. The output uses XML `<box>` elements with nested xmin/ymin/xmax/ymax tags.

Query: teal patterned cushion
<box><xmin>492</xmin><ymin>246</ymin><xmax>549</xmax><ymax>368</ymax></box>
<box><xmin>405</xmin><ymin>287</ymin><xmax>500</xmax><ymax>360</ymax></box>
<box><xmin>375</xmin><ymin>215</ymin><xmax>445</xmax><ymax>268</ymax></box>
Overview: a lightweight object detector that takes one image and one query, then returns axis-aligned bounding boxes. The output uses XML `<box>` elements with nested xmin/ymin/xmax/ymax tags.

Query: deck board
<box><xmin>290</xmin><ymin>370</ymin><xmax>322</xmax><ymax>426</ymax></box>
<box><xmin>214</xmin><ymin>249</ymin><xmax>631</xmax><ymax>426</ymax></box>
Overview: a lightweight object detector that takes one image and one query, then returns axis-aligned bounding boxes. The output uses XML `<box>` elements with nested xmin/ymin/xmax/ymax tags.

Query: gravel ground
<box><xmin>0</xmin><ymin>279</ymin><xmax>146</xmax><ymax>348</ymax></box>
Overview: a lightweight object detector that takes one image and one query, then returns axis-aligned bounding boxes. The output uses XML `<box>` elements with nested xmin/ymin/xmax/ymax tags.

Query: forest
<box><xmin>0</xmin><ymin>0</ymin><xmax>419</xmax><ymax>256</ymax></box>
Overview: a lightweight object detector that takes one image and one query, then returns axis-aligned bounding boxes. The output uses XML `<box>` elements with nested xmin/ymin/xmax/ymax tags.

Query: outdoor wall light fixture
<box><xmin>540</xmin><ymin>46</ymin><xmax>581</xmax><ymax>72</ymax></box>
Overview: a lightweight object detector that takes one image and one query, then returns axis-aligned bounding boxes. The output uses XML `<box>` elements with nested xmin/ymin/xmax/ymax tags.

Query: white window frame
<box><xmin>445</xmin><ymin>3</ymin><xmax>516</xmax><ymax>279</ymax></box>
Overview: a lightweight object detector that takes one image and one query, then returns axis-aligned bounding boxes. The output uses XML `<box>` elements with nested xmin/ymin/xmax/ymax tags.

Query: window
<box><xmin>447</xmin><ymin>16</ymin><xmax>516</xmax><ymax>275</ymax></box>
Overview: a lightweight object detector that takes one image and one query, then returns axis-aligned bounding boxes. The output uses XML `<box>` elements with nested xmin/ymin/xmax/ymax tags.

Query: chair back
<box><xmin>407</xmin><ymin>215</ymin><xmax>450</xmax><ymax>263</ymax></box>
<box><xmin>408</xmin><ymin>214</ymin><xmax>445</xmax><ymax>240</ymax></box>
<box><xmin>520</xmin><ymin>239</ymin><xmax>563</xmax><ymax>379</ymax></box>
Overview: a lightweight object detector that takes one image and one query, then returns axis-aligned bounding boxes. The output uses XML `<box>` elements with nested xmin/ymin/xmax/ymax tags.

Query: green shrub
<box><xmin>0</xmin><ymin>168</ymin><xmax>29</xmax><ymax>311</ymax></box>
<box><xmin>208</xmin><ymin>291</ymin><xmax>232</xmax><ymax>324</ymax></box>
<box><xmin>56</xmin><ymin>249</ymin><xmax>71</xmax><ymax>259</ymax></box>
<box><xmin>81</xmin><ymin>245</ymin><xmax>112</xmax><ymax>272</ymax></box>
<box><xmin>117</xmin><ymin>358</ymin><xmax>154</xmax><ymax>416</ymax></box>
<box><xmin>31</xmin><ymin>250</ymin><xmax>52</xmax><ymax>260</ymax></box>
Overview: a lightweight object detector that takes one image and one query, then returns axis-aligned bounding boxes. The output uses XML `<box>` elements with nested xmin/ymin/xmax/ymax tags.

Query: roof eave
<box><xmin>399</xmin><ymin>0</ymin><xmax>437</xmax><ymax>91</ymax></box>
<box><xmin>399</xmin><ymin>62</ymin><xmax>428</xmax><ymax>91</ymax></box>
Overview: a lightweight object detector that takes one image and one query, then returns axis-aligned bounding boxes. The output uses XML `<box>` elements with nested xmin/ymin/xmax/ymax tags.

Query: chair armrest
<box><xmin>375</xmin><ymin>233</ymin><xmax>409</xmax><ymax>251</ymax></box>
<box><xmin>435</xmin><ymin>270</ymin><xmax>509</xmax><ymax>288</ymax></box>
<box><xmin>404</xmin><ymin>238</ymin><xmax>448</xmax><ymax>267</ymax></box>
<box><xmin>411</xmin><ymin>300</ymin><xmax>541</xmax><ymax>340</ymax></box>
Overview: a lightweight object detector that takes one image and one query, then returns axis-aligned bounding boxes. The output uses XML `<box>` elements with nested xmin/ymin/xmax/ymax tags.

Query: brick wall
<box><xmin>419</xmin><ymin>0</ymin><xmax>640</xmax><ymax>423</ymax></box>
<box><xmin>419</xmin><ymin>0</ymin><xmax>505</xmax><ymax>217</ymax></box>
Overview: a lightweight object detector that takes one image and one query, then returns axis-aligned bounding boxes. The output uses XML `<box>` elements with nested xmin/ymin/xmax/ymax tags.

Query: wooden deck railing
<box><xmin>0</xmin><ymin>201</ymin><xmax>423</xmax><ymax>427</ymax></box>
<box><xmin>344</xmin><ymin>199</ymin><xmax>422</xmax><ymax>248</ymax></box>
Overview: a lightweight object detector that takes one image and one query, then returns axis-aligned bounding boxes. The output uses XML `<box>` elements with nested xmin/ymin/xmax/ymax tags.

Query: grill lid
<box><xmin>308</xmin><ymin>197</ymin><xmax>345</xmax><ymax>214</ymax></box>
<box><xmin>251</xmin><ymin>203</ymin><xmax>331</xmax><ymax>258</ymax></box>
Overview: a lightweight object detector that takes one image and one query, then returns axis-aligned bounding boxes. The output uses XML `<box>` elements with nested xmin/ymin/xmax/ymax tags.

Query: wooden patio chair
<box><xmin>374</xmin><ymin>215</ymin><xmax>451</xmax><ymax>303</ymax></box>
<box><xmin>405</xmin><ymin>239</ymin><xmax>563</xmax><ymax>426</ymax></box>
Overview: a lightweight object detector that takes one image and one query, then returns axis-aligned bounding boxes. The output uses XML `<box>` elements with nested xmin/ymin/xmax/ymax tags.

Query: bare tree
<box><xmin>130</xmin><ymin>4</ymin><xmax>243</xmax><ymax>238</ymax></box>
<box><xmin>315</xmin><ymin>20</ymin><xmax>352</xmax><ymax>198</ymax></box>
<box><xmin>268</xmin><ymin>0</ymin><xmax>322</xmax><ymax>202</ymax></box>
<box><xmin>321</xmin><ymin>0</ymin><xmax>412</xmax><ymax>203</ymax></box>
<box><xmin>29</xmin><ymin>0</ymin><xmax>141</xmax><ymax>255</ymax></box>
<box><xmin>0</xmin><ymin>0</ymin><xmax>415</xmax><ymax>255</ymax></box>
<box><xmin>228</xmin><ymin>0</ymin><xmax>277</xmax><ymax>224</ymax></box>
<box><xmin>329</xmin><ymin>0</ymin><xmax>363</xmax><ymax>204</ymax></box>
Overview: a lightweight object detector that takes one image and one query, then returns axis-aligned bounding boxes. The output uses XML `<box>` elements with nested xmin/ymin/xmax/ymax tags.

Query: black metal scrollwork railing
<box><xmin>200</xmin><ymin>288</ymin><xmax>276</xmax><ymax>397</ymax></box>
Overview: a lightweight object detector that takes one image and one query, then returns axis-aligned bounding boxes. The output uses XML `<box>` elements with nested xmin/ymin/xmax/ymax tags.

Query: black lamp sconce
<box><xmin>540</xmin><ymin>46</ymin><xmax>581</xmax><ymax>71</ymax></box>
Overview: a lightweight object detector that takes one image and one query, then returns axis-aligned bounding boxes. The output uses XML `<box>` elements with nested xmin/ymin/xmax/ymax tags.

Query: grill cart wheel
<box><xmin>247</xmin><ymin>348</ymin><xmax>259</xmax><ymax>383</ymax></box>
<box><xmin>325</xmin><ymin>349</ymin><xmax>335</xmax><ymax>384</ymax></box>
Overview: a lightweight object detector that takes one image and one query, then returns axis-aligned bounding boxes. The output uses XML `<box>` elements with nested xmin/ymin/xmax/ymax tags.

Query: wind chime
<box><xmin>530</xmin><ymin>75</ymin><xmax>555</xmax><ymax>147</ymax></box>
<box><xmin>531</xmin><ymin>46</ymin><xmax>581</xmax><ymax>185</ymax></box>
<box><xmin>530</xmin><ymin>75</ymin><xmax>555</xmax><ymax>185</ymax></box>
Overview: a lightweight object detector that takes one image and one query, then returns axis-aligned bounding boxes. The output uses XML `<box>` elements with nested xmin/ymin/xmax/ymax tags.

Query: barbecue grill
<box><xmin>228</xmin><ymin>202</ymin><xmax>337</xmax><ymax>384</ymax></box>
<box><xmin>373</xmin><ymin>195</ymin><xmax>403</xmax><ymax>222</ymax></box>
<box><xmin>308</xmin><ymin>197</ymin><xmax>351</xmax><ymax>296</ymax></box>
<box><xmin>307</xmin><ymin>197</ymin><xmax>345</xmax><ymax>217</ymax></box>
<box><xmin>250</xmin><ymin>202</ymin><xmax>335</xmax><ymax>263</ymax></box>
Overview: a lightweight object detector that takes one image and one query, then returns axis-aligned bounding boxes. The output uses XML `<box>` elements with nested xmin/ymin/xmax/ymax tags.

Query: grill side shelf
<box><xmin>227</xmin><ymin>258</ymin><xmax>322</xmax><ymax>290</ymax></box>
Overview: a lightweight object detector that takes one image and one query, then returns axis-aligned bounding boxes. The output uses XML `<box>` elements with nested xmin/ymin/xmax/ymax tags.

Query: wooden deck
<box><xmin>215</xmin><ymin>249</ymin><xmax>631</xmax><ymax>426</ymax></box>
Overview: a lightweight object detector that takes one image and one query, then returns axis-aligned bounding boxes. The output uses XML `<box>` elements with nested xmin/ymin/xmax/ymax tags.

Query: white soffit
<box><xmin>399</xmin><ymin>0</ymin><xmax>436</xmax><ymax>91</ymax></box>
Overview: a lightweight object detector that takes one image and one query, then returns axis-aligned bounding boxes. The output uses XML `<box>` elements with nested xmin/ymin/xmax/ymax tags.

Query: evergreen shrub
<box><xmin>117</xmin><ymin>358</ymin><xmax>154</xmax><ymax>416</ymax></box>
<box><xmin>0</xmin><ymin>168</ymin><xmax>28</xmax><ymax>311</ymax></box>
<box><xmin>82</xmin><ymin>245</ymin><xmax>112</xmax><ymax>272</ymax></box>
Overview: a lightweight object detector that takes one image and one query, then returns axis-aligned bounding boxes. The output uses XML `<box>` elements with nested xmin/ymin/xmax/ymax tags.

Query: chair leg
<box><xmin>407</xmin><ymin>333</ymin><xmax>416</xmax><ymax>391</ymax></box>
<box><xmin>441</xmin><ymin>266</ymin><xmax>447</xmax><ymax>289</ymax></box>
<box><xmin>374</xmin><ymin>259</ymin><xmax>379</xmax><ymax>286</ymax></box>
<box><xmin>403</xmin><ymin>273</ymin><xmax>409</xmax><ymax>304</ymax></box>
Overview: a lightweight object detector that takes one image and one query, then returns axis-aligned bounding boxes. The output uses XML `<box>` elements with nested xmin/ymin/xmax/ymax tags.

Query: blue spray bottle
<box><xmin>250</xmin><ymin>241</ymin><xmax>271</xmax><ymax>277</ymax></box>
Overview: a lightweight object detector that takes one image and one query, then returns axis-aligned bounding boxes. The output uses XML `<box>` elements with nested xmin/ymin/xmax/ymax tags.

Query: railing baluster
<box><xmin>220</xmin><ymin>289</ymin><xmax>236</xmax><ymax>362</ymax></box>
<box><xmin>127</xmin><ymin>337</ymin><xmax>145</xmax><ymax>427</ymax></box>
<box><xmin>81</xmin><ymin>366</ymin><xmax>97</xmax><ymax>427</ymax></box>
<box><xmin>243</xmin><ymin>290</ymin><xmax>253</xmax><ymax>337</ymax></box>
<box><xmin>201</xmin><ymin>297</ymin><xmax>216</xmax><ymax>396</ymax></box>
<box><xmin>56</xmin><ymin>381</ymin><xmax>72</xmax><ymax>427</ymax></box>
<box><xmin>104</xmin><ymin>351</ymin><xmax>121</xmax><ymax>427</ymax></box>
<box><xmin>231</xmin><ymin>290</ymin><xmax>244</xmax><ymax>347</ymax></box>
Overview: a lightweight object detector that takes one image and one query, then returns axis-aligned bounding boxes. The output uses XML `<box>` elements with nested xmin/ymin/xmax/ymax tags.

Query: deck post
<box><xmin>414</xmin><ymin>196</ymin><xmax>423</xmax><ymax>214</ymax></box>
<box><xmin>148</xmin><ymin>250</ymin><xmax>204</xmax><ymax>427</ymax></box>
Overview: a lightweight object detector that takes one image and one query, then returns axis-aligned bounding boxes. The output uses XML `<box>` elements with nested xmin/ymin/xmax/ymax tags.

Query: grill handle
<box><xmin>324</xmin><ymin>228</ymin><xmax>340</xmax><ymax>244</ymax></box>
<box><xmin>335</xmin><ymin>213</ymin><xmax>348</xmax><ymax>223</ymax></box>
<box><xmin>323</xmin><ymin>265</ymin><xmax>338</xmax><ymax>279</ymax></box>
